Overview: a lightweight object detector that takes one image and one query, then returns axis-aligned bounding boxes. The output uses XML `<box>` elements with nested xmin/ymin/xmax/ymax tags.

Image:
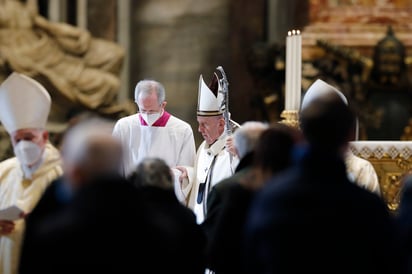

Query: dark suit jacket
<box><xmin>395</xmin><ymin>176</ymin><xmax>412</xmax><ymax>273</ymax></box>
<box><xmin>245</xmin><ymin>148</ymin><xmax>404</xmax><ymax>274</ymax></box>
<box><xmin>138</xmin><ymin>186</ymin><xmax>207</xmax><ymax>274</ymax></box>
<box><xmin>202</xmin><ymin>152</ymin><xmax>254</xmax><ymax>274</ymax></box>
<box><xmin>19</xmin><ymin>176</ymin><xmax>67</xmax><ymax>274</ymax></box>
<box><xmin>19</xmin><ymin>175</ymin><xmax>206</xmax><ymax>274</ymax></box>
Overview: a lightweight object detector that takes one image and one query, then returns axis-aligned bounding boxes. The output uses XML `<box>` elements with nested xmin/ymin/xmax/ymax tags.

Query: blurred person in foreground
<box><xmin>204</xmin><ymin>122</ymin><xmax>299</xmax><ymax>274</ymax></box>
<box><xmin>128</xmin><ymin>158</ymin><xmax>206</xmax><ymax>274</ymax></box>
<box><xmin>0</xmin><ymin>72</ymin><xmax>62</xmax><ymax>274</ymax></box>
<box><xmin>202</xmin><ymin>121</ymin><xmax>268</xmax><ymax>237</ymax></box>
<box><xmin>19</xmin><ymin>118</ymin><xmax>153</xmax><ymax>274</ymax></box>
<box><xmin>244</xmin><ymin>82</ymin><xmax>403</xmax><ymax>274</ymax></box>
<box><xmin>301</xmin><ymin>79</ymin><xmax>381</xmax><ymax>196</ymax></box>
<box><xmin>395</xmin><ymin>174</ymin><xmax>412</xmax><ymax>273</ymax></box>
<box><xmin>19</xmin><ymin>111</ymin><xmax>100</xmax><ymax>273</ymax></box>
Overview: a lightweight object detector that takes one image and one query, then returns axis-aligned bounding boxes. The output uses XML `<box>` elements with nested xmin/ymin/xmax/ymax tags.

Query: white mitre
<box><xmin>301</xmin><ymin>79</ymin><xmax>360</xmax><ymax>139</ymax></box>
<box><xmin>301</xmin><ymin>79</ymin><xmax>348</xmax><ymax>110</ymax></box>
<box><xmin>0</xmin><ymin>72</ymin><xmax>51</xmax><ymax>133</ymax></box>
<box><xmin>197</xmin><ymin>73</ymin><xmax>225</xmax><ymax>116</ymax></box>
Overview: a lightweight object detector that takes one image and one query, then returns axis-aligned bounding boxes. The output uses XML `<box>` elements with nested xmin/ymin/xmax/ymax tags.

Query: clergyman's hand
<box><xmin>0</xmin><ymin>220</ymin><xmax>15</xmax><ymax>235</ymax></box>
<box><xmin>175</xmin><ymin>166</ymin><xmax>188</xmax><ymax>183</ymax></box>
<box><xmin>225</xmin><ymin>136</ymin><xmax>237</xmax><ymax>157</ymax></box>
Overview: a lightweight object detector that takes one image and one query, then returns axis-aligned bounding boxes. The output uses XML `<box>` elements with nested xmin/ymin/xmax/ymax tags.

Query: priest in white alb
<box><xmin>0</xmin><ymin>72</ymin><xmax>63</xmax><ymax>274</ymax></box>
<box><xmin>112</xmin><ymin>80</ymin><xmax>196</xmax><ymax>202</ymax></box>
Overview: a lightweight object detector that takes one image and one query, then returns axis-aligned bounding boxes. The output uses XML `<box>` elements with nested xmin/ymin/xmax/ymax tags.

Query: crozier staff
<box><xmin>177</xmin><ymin>67</ymin><xmax>240</xmax><ymax>223</ymax></box>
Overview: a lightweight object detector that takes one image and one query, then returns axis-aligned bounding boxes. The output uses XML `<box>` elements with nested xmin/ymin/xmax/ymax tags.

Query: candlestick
<box><xmin>291</xmin><ymin>29</ymin><xmax>297</xmax><ymax>111</ymax></box>
<box><xmin>284</xmin><ymin>29</ymin><xmax>302</xmax><ymax>111</ymax></box>
<box><xmin>295</xmin><ymin>30</ymin><xmax>302</xmax><ymax>110</ymax></box>
<box><xmin>281</xmin><ymin>29</ymin><xmax>301</xmax><ymax>128</ymax></box>
<box><xmin>285</xmin><ymin>31</ymin><xmax>292</xmax><ymax>110</ymax></box>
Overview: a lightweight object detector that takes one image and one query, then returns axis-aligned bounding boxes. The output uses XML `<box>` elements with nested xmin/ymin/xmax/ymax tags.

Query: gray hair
<box><xmin>134</xmin><ymin>80</ymin><xmax>166</xmax><ymax>105</ymax></box>
<box><xmin>61</xmin><ymin>117</ymin><xmax>122</xmax><ymax>178</ymax></box>
<box><xmin>233</xmin><ymin>121</ymin><xmax>268</xmax><ymax>159</ymax></box>
<box><xmin>131</xmin><ymin>158</ymin><xmax>173</xmax><ymax>190</ymax></box>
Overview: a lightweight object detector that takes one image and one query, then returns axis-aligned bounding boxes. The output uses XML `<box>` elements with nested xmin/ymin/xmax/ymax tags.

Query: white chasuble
<box><xmin>189</xmin><ymin>133</ymin><xmax>239</xmax><ymax>224</ymax></box>
<box><xmin>0</xmin><ymin>143</ymin><xmax>63</xmax><ymax>274</ymax></box>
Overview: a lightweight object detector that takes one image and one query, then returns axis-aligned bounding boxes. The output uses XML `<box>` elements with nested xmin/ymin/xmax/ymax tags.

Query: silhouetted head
<box><xmin>129</xmin><ymin>158</ymin><xmax>173</xmax><ymax>190</ymax></box>
<box><xmin>299</xmin><ymin>92</ymin><xmax>356</xmax><ymax>152</ymax></box>
<box><xmin>61</xmin><ymin>117</ymin><xmax>122</xmax><ymax>190</ymax></box>
<box><xmin>233</xmin><ymin>121</ymin><xmax>268</xmax><ymax>159</ymax></box>
<box><xmin>254</xmin><ymin>123</ymin><xmax>298</xmax><ymax>176</ymax></box>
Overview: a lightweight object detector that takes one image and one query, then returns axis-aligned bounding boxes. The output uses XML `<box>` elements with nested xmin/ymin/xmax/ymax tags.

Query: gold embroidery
<box><xmin>22</xmin><ymin>179</ymin><xmax>32</xmax><ymax>188</ymax></box>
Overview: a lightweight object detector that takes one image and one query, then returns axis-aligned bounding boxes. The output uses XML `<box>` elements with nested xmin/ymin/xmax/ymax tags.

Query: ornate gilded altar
<box><xmin>279</xmin><ymin>114</ymin><xmax>409</xmax><ymax>211</ymax></box>
<box><xmin>350</xmin><ymin>141</ymin><xmax>412</xmax><ymax>211</ymax></box>
<box><xmin>297</xmin><ymin>3</ymin><xmax>412</xmax><ymax>211</ymax></box>
<box><xmin>275</xmin><ymin>2</ymin><xmax>412</xmax><ymax>212</ymax></box>
<box><xmin>300</xmin><ymin>1</ymin><xmax>412</xmax><ymax>141</ymax></box>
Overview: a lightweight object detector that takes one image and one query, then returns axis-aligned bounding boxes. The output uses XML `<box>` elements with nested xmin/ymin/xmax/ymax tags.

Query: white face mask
<box><xmin>140</xmin><ymin>112</ymin><xmax>162</xmax><ymax>126</ymax></box>
<box><xmin>13</xmin><ymin>140</ymin><xmax>43</xmax><ymax>166</ymax></box>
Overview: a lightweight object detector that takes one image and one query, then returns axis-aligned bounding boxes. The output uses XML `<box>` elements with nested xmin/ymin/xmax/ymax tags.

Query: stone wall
<box><xmin>130</xmin><ymin>0</ymin><xmax>230</xmax><ymax>145</ymax></box>
<box><xmin>0</xmin><ymin>0</ymin><xmax>268</xmax><ymax>160</ymax></box>
<box><xmin>87</xmin><ymin>0</ymin><xmax>117</xmax><ymax>41</ymax></box>
<box><xmin>129</xmin><ymin>0</ymin><xmax>266</xmax><ymax>145</ymax></box>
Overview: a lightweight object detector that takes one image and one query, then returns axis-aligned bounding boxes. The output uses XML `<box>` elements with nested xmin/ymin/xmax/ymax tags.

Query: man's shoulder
<box><xmin>347</xmin><ymin>152</ymin><xmax>372</xmax><ymax>166</ymax></box>
<box><xmin>0</xmin><ymin>157</ymin><xmax>21</xmax><ymax>183</ymax></box>
<box><xmin>167</xmin><ymin>115</ymin><xmax>192</xmax><ymax>130</ymax></box>
<box><xmin>0</xmin><ymin>157</ymin><xmax>19</xmax><ymax>172</ymax></box>
<box><xmin>198</xmin><ymin>140</ymin><xmax>207</xmax><ymax>150</ymax></box>
<box><xmin>258</xmin><ymin>167</ymin><xmax>301</xmax><ymax>199</ymax></box>
<box><xmin>346</xmin><ymin>153</ymin><xmax>377</xmax><ymax>180</ymax></box>
<box><xmin>345</xmin><ymin>179</ymin><xmax>383</xmax><ymax>202</ymax></box>
<box><xmin>213</xmin><ymin>177</ymin><xmax>239</xmax><ymax>193</ymax></box>
<box><xmin>113</xmin><ymin>114</ymin><xmax>139</xmax><ymax>134</ymax></box>
<box><xmin>114</xmin><ymin>114</ymin><xmax>139</xmax><ymax>126</ymax></box>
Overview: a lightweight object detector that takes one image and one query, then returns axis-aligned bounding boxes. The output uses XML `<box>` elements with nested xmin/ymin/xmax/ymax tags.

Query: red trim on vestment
<box><xmin>138</xmin><ymin>111</ymin><xmax>171</xmax><ymax>127</ymax></box>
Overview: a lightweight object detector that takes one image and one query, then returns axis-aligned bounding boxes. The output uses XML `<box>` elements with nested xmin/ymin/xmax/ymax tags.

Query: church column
<box><xmin>76</xmin><ymin>0</ymin><xmax>88</xmax><ymax>29</ymax></box>
<box><xmin>48</xmin><ymin>0</ymin><xmax>68</xmax><ymax>23</ymax></box>
<box><xmin>117</xmin><ymin>0</ymin><xmax>131</xmax><ymax>102</ymax></box>
<box><xmin>267</xmin><ymin>0</ymin><xmax>288</xmax><ymax>44</ymax></box>
<box><xmin>267</xmin><ymin>0</ymin><xmax>309</xmax><ymax>44</ymax></box>
<box><xmin>86</xmin><ymin>0</ymin><xmax>129</xmax><ymax>101</ymax></box>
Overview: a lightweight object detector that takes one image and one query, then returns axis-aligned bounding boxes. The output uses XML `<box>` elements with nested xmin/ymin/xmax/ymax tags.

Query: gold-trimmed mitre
<box><xmin>197</xmin><ymin>73</ymin><xmax>225</xmax><ymax>116</ymax></box>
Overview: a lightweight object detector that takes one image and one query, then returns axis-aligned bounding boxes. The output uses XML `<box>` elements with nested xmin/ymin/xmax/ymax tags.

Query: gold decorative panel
<box><xmin>350</xmin><ymin>141</ymin><xmax>412</xmax><ymax>211</ymax></box>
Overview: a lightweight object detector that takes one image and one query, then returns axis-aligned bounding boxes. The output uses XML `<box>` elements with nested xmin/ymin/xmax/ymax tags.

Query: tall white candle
<box><xmin>285</xmin><ymin>31</ymin><xmax>292</xmax><ymax>110</ymax></box>
<box><xmin>295</xmin><ymin>30</ymin><xmax>302</xmax><ymax>110</ymax></box>
<box><xmin>291</xmin><ymin>30</ymin><xmax>297</xmax><ymax>111</ymax></box>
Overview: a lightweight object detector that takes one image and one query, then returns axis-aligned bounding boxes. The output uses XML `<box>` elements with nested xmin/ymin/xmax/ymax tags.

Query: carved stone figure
<box><xmin>0</xmin><ymin>0</ymin><xmax>135</xmax><ymax>122</ymax></box>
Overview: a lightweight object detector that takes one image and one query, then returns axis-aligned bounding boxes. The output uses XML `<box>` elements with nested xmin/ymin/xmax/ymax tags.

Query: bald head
<box><xmin>130</xmin><ymin>158</ymin><xmax>173</xmax><ymax>190</ymax></box>
<box><xmin>233</xmin><ymin>121</ymin><xmax>268</xmax><ymax>159</ymax></box>
<box><xmin>61</xmin><ymin>117</ymin><xmax>122</xmax><ymax>189</ymax></box>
